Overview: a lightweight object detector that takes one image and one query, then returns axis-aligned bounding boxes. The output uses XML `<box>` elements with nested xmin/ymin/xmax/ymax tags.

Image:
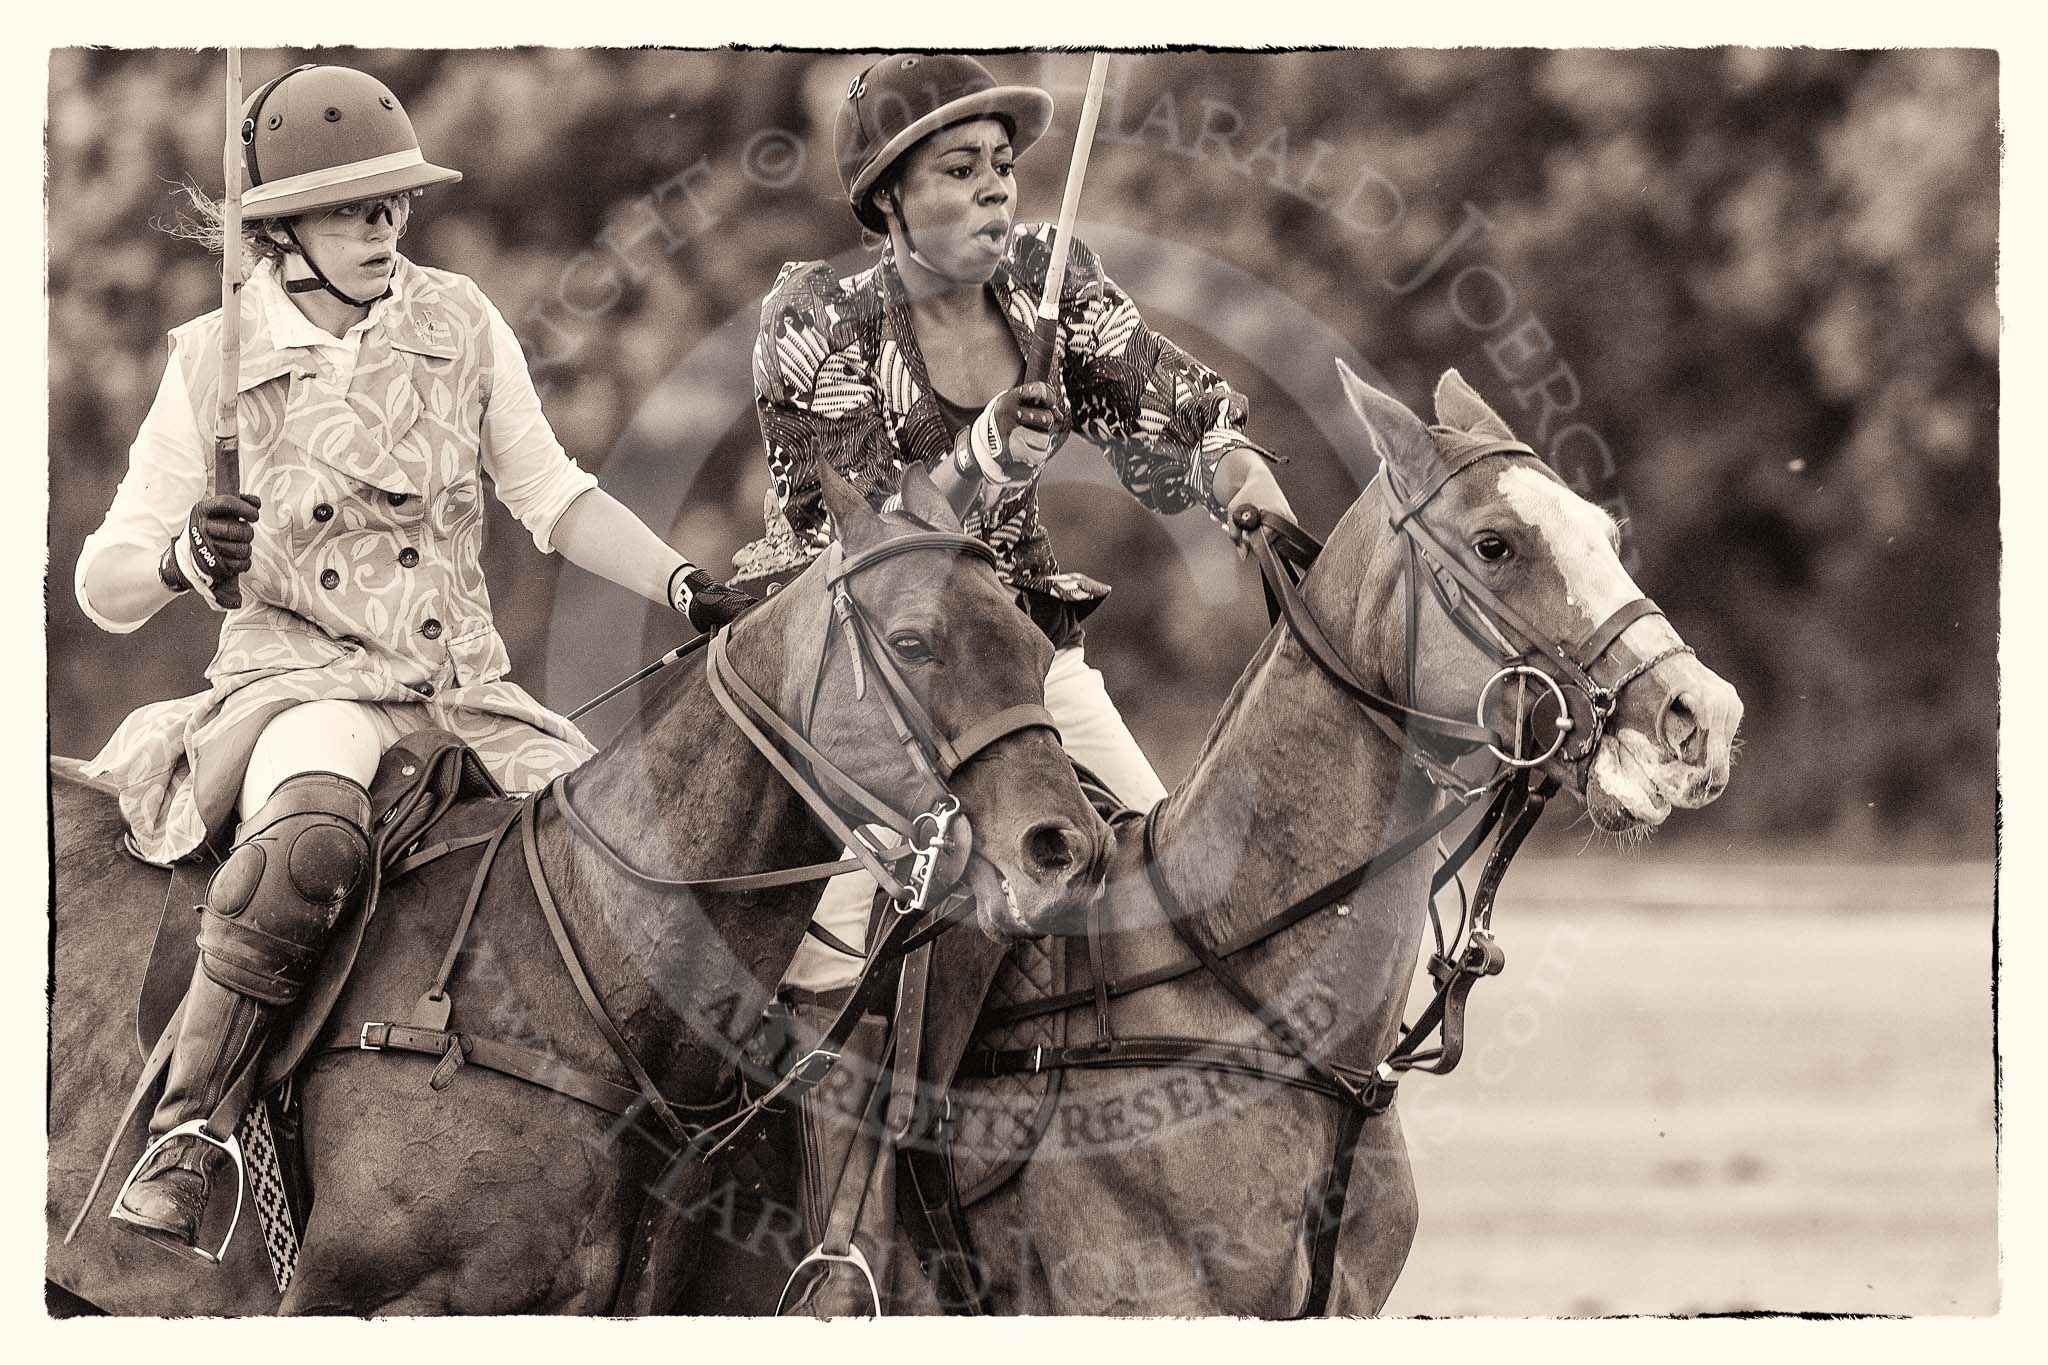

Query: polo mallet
<box><xmin>1022</xmin><ymin>52</ymin><xmax>1112</xmax><ymax>386</ymax></box>
<box><xmin>213</xmin><ymin>47</ymin><xmax>246</xmax><ymax>609</ymax></box>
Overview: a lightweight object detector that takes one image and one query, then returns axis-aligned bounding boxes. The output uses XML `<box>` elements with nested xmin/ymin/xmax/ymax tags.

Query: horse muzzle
<box><xmin>968</xmin><ymin>808</ymin><xmax>1110</xmax><ymax>941</ymax></box>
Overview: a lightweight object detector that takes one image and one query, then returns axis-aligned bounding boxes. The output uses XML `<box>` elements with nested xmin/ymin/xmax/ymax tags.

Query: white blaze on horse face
<box><xmin>1492</xmin><ymin>465</ymin><xmax>1687</xmax><ymax>827</ymax></box>
<box><xmin>1492</xmin><ymin>466</ymin><xmax>1635</xmax><ymax>640</ymax></box>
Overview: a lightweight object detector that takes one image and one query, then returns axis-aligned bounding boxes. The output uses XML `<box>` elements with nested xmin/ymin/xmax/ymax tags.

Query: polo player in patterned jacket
<box><xmin>74</xmin><ymin>62</ymin><xmax>755</xmax><ymax>1261</ymax></box>
<box><xmin>729</xmin><ymin>54</ymin><xmax>1298</xmax><ymax>1294</ymax></box>
<box><xmin>734</xmin><ymin>54</ymin><xmax>1298</xmax><ymax>991</ymax></box>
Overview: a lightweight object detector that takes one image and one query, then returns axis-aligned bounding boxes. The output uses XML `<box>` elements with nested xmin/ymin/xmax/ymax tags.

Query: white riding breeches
<box><xmin>238</xmin><ymin>699</ymin><xmax>409</xmax><ymax>819</ymax></box>
<box><xmin>779</xmin><ymin>644</ymin><xmax>1167</xmax><ymax>993</ymax></box>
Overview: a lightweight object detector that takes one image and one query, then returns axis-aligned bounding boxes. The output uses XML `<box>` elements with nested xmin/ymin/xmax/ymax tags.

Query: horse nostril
<box><xmin>1025</xmin><ymin>821</ymin><xmax>1084</xmax><ymax>876</ymax></box>
<box><xmin>1662</xmin><ymin>692</ymin><xmax>1702</xmax><ymax>761</ymax></box>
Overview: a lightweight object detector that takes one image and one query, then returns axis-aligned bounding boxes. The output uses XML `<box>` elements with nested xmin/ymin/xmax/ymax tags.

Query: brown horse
<box><xmin>46</xmin><ymin>467</ymin><xmax>1108</xmax><ymax>1314</ymax></box>
<box><xmin>683</xmin><ymin>366</ymin><xmax>1743</xmax><ymax>1316</ymax></box>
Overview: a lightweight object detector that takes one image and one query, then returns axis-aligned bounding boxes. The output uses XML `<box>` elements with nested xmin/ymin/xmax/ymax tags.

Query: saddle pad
<box><xmin>949</xmin><ymin>934</ymin><xmax>1066</xmax><ymax>1207</ymax></box>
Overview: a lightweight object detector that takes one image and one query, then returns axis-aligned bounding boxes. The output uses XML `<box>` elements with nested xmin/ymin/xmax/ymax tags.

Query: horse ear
<box><xmin>818</xmin><ymin>465</ymin><xmax>885</xmax><ymax>553</ymax></box>
<box><xmin>896</xmin><ymin>463</ymin><xmax>964</xmax><ymax>533</ymax></box>
<box><xmin>1334</xmin><ymin>358</ymin><xmax>1437</xmax><ymax>486</ymax></box>
<box><xmin>1432</xmin><ymin>368</ymin><xmax>1518</xmax><ymax>443</ymax></box>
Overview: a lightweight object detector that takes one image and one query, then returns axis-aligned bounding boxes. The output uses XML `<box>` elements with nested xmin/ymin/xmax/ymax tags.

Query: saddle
<box><xmin>134</xmin><ymin>729</ymin><xmax>507</xmax><ymax>1090</ymax></box>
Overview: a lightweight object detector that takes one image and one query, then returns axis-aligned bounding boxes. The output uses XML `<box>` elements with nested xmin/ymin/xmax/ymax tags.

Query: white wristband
<box><xmin>667</xmin><ymin>560</ymin><xmax>701</xmax><ymax>616</ymax></box>
<box><xmin>173</xmin><ymin>526</ymin><xmax>229</xmax><ymax>612</ymax></box>
<box><xmin>971</xmin><ymin>400</ymin><xmax>1019</xmax><ymax>485</ymax></box>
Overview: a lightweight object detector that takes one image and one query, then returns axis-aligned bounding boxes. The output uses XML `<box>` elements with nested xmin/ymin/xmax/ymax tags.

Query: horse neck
<box><xmin>540</xmin><ymin>604</ymin><xmax>839</xmax><ymax>1100</ymax></box>
<box><xmin>1132</xmin><ymin>491</ymin><xmax>1439</xmax><ymax>1051</ymax></box>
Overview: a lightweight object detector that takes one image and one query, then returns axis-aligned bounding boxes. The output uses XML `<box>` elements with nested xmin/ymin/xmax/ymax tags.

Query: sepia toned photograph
<box><xmin>39</xmin><ymin>42</ymin><xmax>1998</xmax><ymax>1318</ymax></box>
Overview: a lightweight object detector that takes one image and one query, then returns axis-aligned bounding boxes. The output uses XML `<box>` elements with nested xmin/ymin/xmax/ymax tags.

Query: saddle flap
<box><xmin>367</xmin><ymin>729</ymin><xmax>508</xmax><ymax>858</ymax></box>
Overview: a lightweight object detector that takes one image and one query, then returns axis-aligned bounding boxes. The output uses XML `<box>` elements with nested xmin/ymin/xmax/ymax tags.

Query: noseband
<box><xmin>1385</xmin><ymin>435</ymin><xmax>1695</xmax><ymax>770</ymax></box>
<box><xmin>959</xmin><ymin>441</ymin><xmax>1696</xmax><ymax>1318</ymax></box>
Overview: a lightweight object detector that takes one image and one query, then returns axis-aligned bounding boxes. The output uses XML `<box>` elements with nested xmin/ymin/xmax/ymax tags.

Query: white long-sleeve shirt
<box><xmin>76</xmin><ymin>257</ymin><xmax>597</xmax><ymax>633</ymax></box>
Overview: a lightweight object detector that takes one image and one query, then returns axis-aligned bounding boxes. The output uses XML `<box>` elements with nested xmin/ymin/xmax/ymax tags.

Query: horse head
<box><xmin>776</xmin><ymin>464</ymin><xmax>1109</xmax><ymax>937</ymax></box>
<box><xmin>1332</xmin><ymin>360</ymin><xmax>1743</xmax><ymax>832</ymax></box>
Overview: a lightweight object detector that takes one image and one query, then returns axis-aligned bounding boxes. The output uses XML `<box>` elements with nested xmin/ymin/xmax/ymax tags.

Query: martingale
<box><xmin>946</xmin><ymin>455</ymin><xmax>1692</xmax><ymax>1317</ymax></box>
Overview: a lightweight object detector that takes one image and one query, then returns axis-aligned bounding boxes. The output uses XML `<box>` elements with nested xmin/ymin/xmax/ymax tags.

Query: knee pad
<box><xmin>197</xmin><ymin>772</ymin><xmax>371</xmax><ymax>1006</ymax></box>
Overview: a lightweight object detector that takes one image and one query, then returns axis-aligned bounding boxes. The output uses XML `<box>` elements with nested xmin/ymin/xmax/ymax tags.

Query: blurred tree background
<box><xmin>45</xmin><ymin>47</ymin><xmax>1997</xmax><ymax>857</ymax></box>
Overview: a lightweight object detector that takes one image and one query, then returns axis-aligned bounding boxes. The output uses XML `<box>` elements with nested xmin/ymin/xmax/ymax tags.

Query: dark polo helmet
<box><xmin>238</xmin><ymin>64</ymin><xmax>461</xmax><ymax>220</ymax></box>
<box><xmin>835</xmin><ymin>54</ymin><xmax>1054</xmax><ymax>233</ymax></box>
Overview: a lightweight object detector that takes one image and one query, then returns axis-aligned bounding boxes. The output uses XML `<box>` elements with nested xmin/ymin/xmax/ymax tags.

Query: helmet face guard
<box><xmin>834</xmin><ymin>54</ymin><xmax>1053</xmax><ymax>234</ymax></box>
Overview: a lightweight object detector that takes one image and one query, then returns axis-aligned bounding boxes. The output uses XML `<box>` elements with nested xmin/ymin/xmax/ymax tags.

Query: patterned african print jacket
<box><xmin>731</xmin><ymin>224</ymin><xmax>1276</xmax><ymax>606</ymax></box>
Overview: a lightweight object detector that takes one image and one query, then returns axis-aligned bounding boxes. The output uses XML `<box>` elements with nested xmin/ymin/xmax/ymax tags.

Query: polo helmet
<box><xmin>834</xmin><ymin>54</ymin><xmax>1053</xmax><ymax>234</ymax></box>
<box><xmin>237</xmin><ymin>64</ymin><xmax>460</xmax><ymax>221</ymax></box>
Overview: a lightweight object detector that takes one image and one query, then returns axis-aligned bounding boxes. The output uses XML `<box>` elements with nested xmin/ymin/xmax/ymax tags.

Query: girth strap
<box><xmin>347</xmin><ymin>1022</ymin><xmax>645</xmax><ymax>1117</ymax></box>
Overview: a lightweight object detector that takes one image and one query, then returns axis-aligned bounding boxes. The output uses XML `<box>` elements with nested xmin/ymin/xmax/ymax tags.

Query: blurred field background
<box><xmin>1384</xmin><ymin>858</ymin><xmax>1997</xmax><ymax>1316</ymax></box>
<box><xmin>43</xmin><ymin>48</ymin><xmax>1998</xmax><ymax>1314</ymax></box>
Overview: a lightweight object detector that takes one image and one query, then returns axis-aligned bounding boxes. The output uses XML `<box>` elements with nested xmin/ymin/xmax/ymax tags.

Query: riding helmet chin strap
<box><xmin>278</xmin><ymin>221</ymin><xmax>391</xmax><ymax>309</ymax></box>
<box><xmin>881</xmin><ymin>190</ymin><xmax>955</xmax><ymax>281</ymax></box>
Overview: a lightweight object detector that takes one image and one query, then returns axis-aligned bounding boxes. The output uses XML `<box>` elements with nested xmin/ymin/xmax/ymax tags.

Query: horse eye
<box><xmin>1473</xmin><ymin>534</ymin><xmax>1512</xmax><ymax>564</ymax></box>
<box><xmin>890</xmin><ymin>632</ymin><xmax>932</xmax><ymax>662</ymax></box>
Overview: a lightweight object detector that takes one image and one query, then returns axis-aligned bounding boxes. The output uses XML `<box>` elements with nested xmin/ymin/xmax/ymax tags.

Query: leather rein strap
<box><xmin>332</xmin><ymin>529</ymin><xmax>1053</xmax><ymax>1153</ymax></box>
<box><xmin>961</xmin><ymin>448</ymin><xmax>1647</xmax><ymax>1317</ymax></box>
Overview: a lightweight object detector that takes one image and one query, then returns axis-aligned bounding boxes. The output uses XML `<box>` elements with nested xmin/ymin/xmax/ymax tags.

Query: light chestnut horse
<box><xmin>685</xmin><ymin>366</ymin><xmax>1743</xmax><ymax>1316</ymax></box>
<box><xmin>937</xmin><ymin>367</ymin><xmax>1744</xmax><ymax>1314</ymax></box>
<box><xmin>46</xmin><ymin>468</ymin><xmax>1108</xmax><ymax>1314</ymax></box>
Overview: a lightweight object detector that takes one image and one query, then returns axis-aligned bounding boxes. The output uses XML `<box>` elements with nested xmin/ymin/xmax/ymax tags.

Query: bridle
<box><xmin>952</xmin><ymin>437</ymin><xmax>1692</xmax><ymax>1317</ymax></box>
<box><xmin>344</xmin><ymin>525</ymin><xmax>1059</xmax><ymax>1157</ymax></box>
<box><xmin>1381</xmin><ymin>431</ymin><xmax>1694</xmax><ymax>774</ymax></box>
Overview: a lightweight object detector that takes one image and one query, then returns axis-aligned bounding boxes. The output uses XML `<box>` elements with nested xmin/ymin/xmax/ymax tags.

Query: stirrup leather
<box><xmin>110</xmin><ymin>1120</ymin><xmax>246</xmax><ymax>1266</ymax></box>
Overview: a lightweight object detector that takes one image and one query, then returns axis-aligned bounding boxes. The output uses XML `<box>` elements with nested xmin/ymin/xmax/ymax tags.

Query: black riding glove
<box><xmin>669</xmin><ymin>564</ymin><xmax>759</xmax><ymax>634</ymax></box>
<box><xmin>162</xmin><ymin>493</ymin><xmax>262</xmax><ymax>610</ymax></box>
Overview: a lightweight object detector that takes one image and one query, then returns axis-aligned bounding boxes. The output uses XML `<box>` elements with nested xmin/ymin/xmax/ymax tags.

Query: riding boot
<box><xmin>110</xmin><ymin>771</ymin><xmax>371</xmax><ymax>1258</ymax></box>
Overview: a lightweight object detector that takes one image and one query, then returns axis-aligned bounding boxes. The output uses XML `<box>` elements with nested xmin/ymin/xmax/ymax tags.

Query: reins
<box><xmin>333</xmin><ymin>526</ymin><xmax>1054</xmax><ymax>1160</ymax></box>
<box><xmin>961</xmin><ymin>442</ymin><xmax>1678</xmax><ymax>1317</ymax></box>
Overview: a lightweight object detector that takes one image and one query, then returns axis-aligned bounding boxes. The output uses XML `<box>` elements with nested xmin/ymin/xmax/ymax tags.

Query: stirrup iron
<box><xmin>777</xmin><ymin>1239</ymin><xmax>882</xmax><ymax>1317</ymax></box>
<box><xmin>110</xmin><ymin>1119</ymin><xmax>246</xmax><ymax>1266</ymax></box>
